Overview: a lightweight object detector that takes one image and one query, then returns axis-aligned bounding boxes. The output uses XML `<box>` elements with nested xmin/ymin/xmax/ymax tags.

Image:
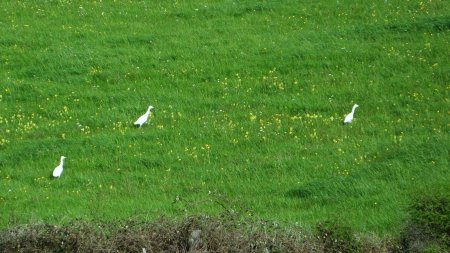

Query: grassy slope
<box><xmin>0</xmin><ymin>0</ymin><xmax>448</xmax><ymax>233</ymax></box>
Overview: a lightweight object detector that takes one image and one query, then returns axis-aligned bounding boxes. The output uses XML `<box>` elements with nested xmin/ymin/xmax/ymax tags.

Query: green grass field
<box><xmin>0</xmin><ymin>0</ymin><xmax>448</xmax><ymax>235</ymax></box>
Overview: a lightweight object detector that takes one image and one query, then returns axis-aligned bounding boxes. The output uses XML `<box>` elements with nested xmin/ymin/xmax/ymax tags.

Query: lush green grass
<box><xmin>0</xmin><ymin>0</ymin><xmax>448</xmax><ymax>234</ymax></box>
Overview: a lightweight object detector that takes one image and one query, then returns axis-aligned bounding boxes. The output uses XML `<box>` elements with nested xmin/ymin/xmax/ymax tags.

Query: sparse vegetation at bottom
<box><xmin>2</xmin><ymin>188</ymin><xmax>449</xmax><ymax>253</ymax></box>
<box><xmin>0</xmin><ymin>212</ymin><xmax>395</xmax><ymax>253</ymax></box>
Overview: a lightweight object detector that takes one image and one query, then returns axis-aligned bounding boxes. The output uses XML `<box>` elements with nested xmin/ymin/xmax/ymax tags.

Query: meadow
<box><xmin>0</xmin><ymin>0</ymin><xmax>449</xmax><ymax>237</ymax></box>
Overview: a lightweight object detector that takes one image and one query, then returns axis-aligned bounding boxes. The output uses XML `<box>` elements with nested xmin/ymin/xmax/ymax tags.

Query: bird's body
<box><xmin>52</xmin><ymin>156</ymin><xmax>66</xmax><ymax>178</ymax></box>
<box><xmin>343</xmin><ymin>104</ymin><xmax>359</xmax><ymax>124</ymax></box>
<box><xmin>134</xmin><ymin>106</ymin><xmax>154</xmax><ymax>127</ymax></box>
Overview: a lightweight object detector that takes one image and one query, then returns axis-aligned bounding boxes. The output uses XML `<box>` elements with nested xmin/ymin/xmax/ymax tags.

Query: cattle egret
<box><xmin>343</xmin><ymin>104</ymin><xmax>359</xmax><ymax>124</ymax></box>
<box><xmin>52</xmin><ymin>156</ymin><xmax>66</xmax><ymax>178</ymax></box>
<box><xmin>134</xmin><ymin>106</ymin><xmax>154</xmax><ymax>127</ymax></box>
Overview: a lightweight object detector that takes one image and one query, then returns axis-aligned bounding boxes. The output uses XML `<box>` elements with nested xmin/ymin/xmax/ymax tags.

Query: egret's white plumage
<box><xmin>134</xmin><ymin>106</ymin><xmax>154</xmax><ymax>127</ymax></box>
<box><xmin>52</xmin><ymin>156</ymin><xmax>66</xmax><ymax>178</ymax></box>
<box><xmin>343</xmin><ymin>104</ymin><xmax>359</xmax><ymax>124</ymax></box>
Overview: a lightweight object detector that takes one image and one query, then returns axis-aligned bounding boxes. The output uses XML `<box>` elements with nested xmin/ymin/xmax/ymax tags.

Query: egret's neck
<box><xmin>352</xmin><ymin>105</ymin><xmax>358</xmax><ymax>113</ymax></box>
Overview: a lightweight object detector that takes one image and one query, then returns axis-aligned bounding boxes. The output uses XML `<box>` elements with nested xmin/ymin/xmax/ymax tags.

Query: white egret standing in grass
<box><xmin>52</xmin><ymin>156</ymin><xmax>66</xmax><ymax>178</ymax></box>
<box><xmin>343</xmin><ymin>104</ymin><xmax>359</xmax><ymax>124</ymax></box>
<box><xmin>134</xmin><ymin>105</ymin><xmax>154</xmax><ymax>127</ymax></box>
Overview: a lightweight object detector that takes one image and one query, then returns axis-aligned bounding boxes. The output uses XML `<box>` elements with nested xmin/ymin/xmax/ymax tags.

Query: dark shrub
<box><xmin>399</xmin><ymin>188</ymin><xmax>450</xmax><ymax>252</ymax></box>
<box><xmin>316</xmin><ymin>220</ymin><xmax>361</xmax><ymax>253</ymax></box>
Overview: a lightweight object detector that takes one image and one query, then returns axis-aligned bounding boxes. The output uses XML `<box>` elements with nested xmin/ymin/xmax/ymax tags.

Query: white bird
<box><xmin>52</xmin><ymin>156</ymin><xmax>66</xmax><ymax>178</ymax></box>
<box><xmin>134</xmin><ymin>105</ymin><xmax>154</xmax><ymax>127</ymax></box>
<box><xmin>343</xmin><ymin>104</ymin><xmax>359</xmax><ymax>124</ymax></box>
